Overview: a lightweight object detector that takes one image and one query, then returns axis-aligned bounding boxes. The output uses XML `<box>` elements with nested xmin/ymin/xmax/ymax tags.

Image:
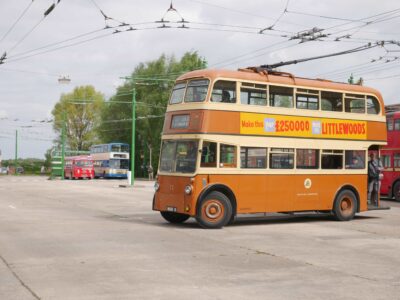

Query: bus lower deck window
<box><xmin>241</xmin><ymin>147</ymin><xmax>267</xmax><ymax>168</ymax></box>
<box><xmin>201</xmin><ymin>141</ymin><xmax>217</xmax><ymax>168</ymax></box>
<box><xmin>322</xmin><ymin>150</ymin><xmax>343</xmax><ymax>169</ymax></box>
<box><xmin>220</xmin><ymin>144</ymin><xmax>237</xmax><ymax>167</ymax></box>
<box><xmin>296</xmin><ymin>149</ymin><xmax>319</xmax><ymax>169</ymax></box>
<box><xmin>345</xmin><ymin>150</ymin><xmax>365</xmax><ymax>169</ymax></box>
<box><xmin>269</xmin><ymin>148</ymin><xmax>294</xmax><ymax>169</ymax></box>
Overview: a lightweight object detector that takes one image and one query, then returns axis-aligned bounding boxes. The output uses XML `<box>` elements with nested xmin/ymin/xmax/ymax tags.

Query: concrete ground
<box><xmin>0</xmin><ymin>175</ymin><xmax>399</xmax><ymax>300</ymax></box>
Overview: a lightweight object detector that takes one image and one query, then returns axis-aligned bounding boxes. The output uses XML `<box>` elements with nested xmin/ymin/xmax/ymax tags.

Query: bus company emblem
<box><xmin>169</xmin><ymin>185</ymin><xmax>174</xmax><ymax>191</ymax></box>
<box><xmin>312</xmin><ymin>121</ymin><xmax>321</xmax><ymax>134</ymax></box>
<box><xmin>264</xmin><ymin>118</ymin><xmax>276</xmax><ymax>132</ymax></box>
<box><xmin>304</xmin><ymin>178</ymin><xmax>312</xmax><ymax>189</ymax></box>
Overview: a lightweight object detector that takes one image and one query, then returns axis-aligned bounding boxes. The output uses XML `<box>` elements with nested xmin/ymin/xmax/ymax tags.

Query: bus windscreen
<box><xmin>160</xmin><ymin>140</ymin><xmax>198</xmax><ymax>173</ymax></box>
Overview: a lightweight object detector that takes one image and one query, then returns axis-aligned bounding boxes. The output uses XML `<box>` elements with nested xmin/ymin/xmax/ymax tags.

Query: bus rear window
<box><xmin>367</xmin><ymin>96</ymin><xmax>380</xmax><ymax>114</ymax></box>
<box><xmin>184</xmin><ymin>79</ymin><xmax>209</xmax><ymax>102</ymax></box>
<box><xmin>170</xmin><ymin>82</ymin><xmax>186</xmax><ymax>104</ymax></box>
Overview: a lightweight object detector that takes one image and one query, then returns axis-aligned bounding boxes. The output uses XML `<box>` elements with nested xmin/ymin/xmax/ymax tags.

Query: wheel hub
<box><xmin>205</xmin><ymin>202</ymin><xmax>222</xmax><ymax>219</ymax></box>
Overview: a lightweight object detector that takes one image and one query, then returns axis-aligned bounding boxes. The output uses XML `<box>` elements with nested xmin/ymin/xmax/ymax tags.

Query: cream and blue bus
<box><xmin>90</xmin><ymin>143</ymin><xmax>130</xmax><ymax>178</ymax></box>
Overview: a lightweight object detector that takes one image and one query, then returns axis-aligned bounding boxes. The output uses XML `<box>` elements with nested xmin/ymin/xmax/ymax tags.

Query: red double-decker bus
<box><xmin>64</xmin><ymin>156</ymin><xmax>95</xmax><ymax>180</ymax></box>
<box><xmin>381</xmin><ymin>105</ymin><xmax>400</xmax><ymax>201</ymax></box>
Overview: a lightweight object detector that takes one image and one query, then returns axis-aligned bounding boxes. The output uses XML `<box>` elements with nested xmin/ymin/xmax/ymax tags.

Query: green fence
<box><xmin>50</xmin><ymin>148</ymin><xmax>90</xmax><ymax>178</ymax></box>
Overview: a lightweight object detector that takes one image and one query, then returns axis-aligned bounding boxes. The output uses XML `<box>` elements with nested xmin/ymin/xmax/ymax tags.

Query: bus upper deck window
<box><xmin>387</xmin><ymin>118</ymin><xmax>393</xmax><ymax>131</ymax></box>
<box><xmin>367</xmin><ymin>96</ymin><xmax>380</xmax><ymax>115</ymax></box>
<box><xmin>211</xmin><ymin>81</ymin><xmax>236</xmax><ymax>103</ymax></box>
<box><xmin>170</xmin><ymin>82</ymin><xmax>186</xmax><ymax>104</ymax></box>
<box><xmin>240</xmin><ymin>83</ymin><xmax>267</xmax><ymax>106</ymax></box>
<box><xmin>269</xmin><ymin>86</ymin><xmax>294</xmax><ymax>108</ymax></box>
<box><xmin>184</xmin><ymin>79</ymin><xmax>209</xmax><ymax>103</ymax></box>
<box><xmin>345</xmin><ymin>94</ymin><xmax>365</xmax><ymax>113</ymax></box>
<box><xmin>321</xmin><ymin>91</ymin><xmax>343</xmax><ymax>111</ymax></box>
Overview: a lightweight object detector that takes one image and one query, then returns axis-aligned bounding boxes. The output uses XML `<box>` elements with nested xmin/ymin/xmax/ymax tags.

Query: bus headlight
<box><xmin>154</xmin><ymin>182</ymin><xmax>160</xmax><ymax>192</ymax></box>
<box><xmin>184</xmin><ymin>185</ymin><xmax>193</xmax><ymax>195</ymax></box>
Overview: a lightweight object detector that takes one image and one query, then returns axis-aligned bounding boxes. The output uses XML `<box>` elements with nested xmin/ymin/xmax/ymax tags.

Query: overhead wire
<box><xmin>6</xmin><ymin>1</ymin><xmax>61</xmax><ymax>54</ymax></box>
<box><xmin>0</xmin><ymin>0</ymin><xmax>36</xmax><ymax>45</ymax></box>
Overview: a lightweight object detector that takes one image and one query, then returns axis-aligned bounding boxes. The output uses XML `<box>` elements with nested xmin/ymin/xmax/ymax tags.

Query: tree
<box><xmin>99</xmin><ymin>51</ymin><xmax>207</xmax><ymax>176</ymax></box>
<box><xmin>52</xmin><ymin>86</ymin><xmax>105</xmax><ymax>151</ymax></box>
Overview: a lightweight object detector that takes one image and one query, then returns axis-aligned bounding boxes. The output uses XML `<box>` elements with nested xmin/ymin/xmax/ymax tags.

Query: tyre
<box><xmin>196</xmin><ymin>191</ymin><xmax>233</xmax><ymax>229</ymax></box>
<box><xmin>333</xmin><ymin>190</ymin><xmax>357</xmax><ymax>221</ymax></box>
<box><xmin>160</xmin><ymin>211</ymin><xmax>190</xmax><ymax>224</ymax></box>
<box><xmin>393</xmin><ymin>181</ymin><xmax>400</xmax><ymax>202</ymax></box>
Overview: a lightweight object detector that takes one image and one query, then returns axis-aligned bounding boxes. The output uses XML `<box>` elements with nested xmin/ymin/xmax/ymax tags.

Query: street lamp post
<box><xmin>61</xmin><ymin>111</ymin><xmax>66</xmax><ymax>180</ymax></box>
<box><xmin>14</xmin><ymin>129</ymin><xmax>18</xmax><ymax>175</ymax></box>
<box><xmin>131</xmin><ymin>87</ymin><xmax>136</xmax><ymax>186</ymax></box>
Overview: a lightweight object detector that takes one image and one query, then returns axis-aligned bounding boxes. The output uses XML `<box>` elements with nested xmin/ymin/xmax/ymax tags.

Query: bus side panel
<box><xmin>207</xmin><ymin>174</ymin><xmax>267</xmax><ymax>213</ymax></box>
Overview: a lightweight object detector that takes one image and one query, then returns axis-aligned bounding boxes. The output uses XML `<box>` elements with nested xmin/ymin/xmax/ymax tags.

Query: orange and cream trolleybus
<box><xmin>152</xmin><ymin>68</ymin><xmax>387</xmax><ymax>228</ymax></box>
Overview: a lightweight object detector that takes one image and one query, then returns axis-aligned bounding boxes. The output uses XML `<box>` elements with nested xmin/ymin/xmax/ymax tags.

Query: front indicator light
<box><xmin>154</xmin><ymin>182</ymin><xmax>160</xmax><ymax>192</ymax></box>
<box><xmin>184</xmin><ymin>185</ymin><xmax>193</xmax><ymax>195</ymax></box>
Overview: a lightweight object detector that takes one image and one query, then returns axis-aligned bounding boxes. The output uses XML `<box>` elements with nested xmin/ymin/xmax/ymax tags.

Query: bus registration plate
<box><xmin>167</xmin><ymin>206</ymin><xmax>177</xmax><ymax>212</ymax></box>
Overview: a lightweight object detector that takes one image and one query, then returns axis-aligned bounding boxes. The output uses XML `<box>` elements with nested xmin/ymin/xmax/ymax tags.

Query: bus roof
<box><xmin>177</xmin><ymin>68</ymin><xmax>384</xmax><ymax>106</ymax></box>
<box><xmin>65</xmin><ymin>155</ymin><xmax>93</xmax><ymax>161</ymax></box>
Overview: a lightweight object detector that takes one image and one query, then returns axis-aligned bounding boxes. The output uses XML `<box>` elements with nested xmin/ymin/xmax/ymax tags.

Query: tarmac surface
<box><xmin>0</xmin><ymin>175</ymin><xmax>399</xmax><ymax>300</ymax></box>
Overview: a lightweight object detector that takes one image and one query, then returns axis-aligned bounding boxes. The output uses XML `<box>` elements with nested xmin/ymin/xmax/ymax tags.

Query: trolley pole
<box><xmin>131</xmin><ymin>87</ymin><xmax>136</xmax><ymax>186</ymax></box>
<box><xmin>14</xmin><ymin>129</ymin><xmax>18</xmax><ymax>175</ymax></box>
<box><xmin>61</xmin><ymin>112</ymin><xmax>66</xmax><ymax>180</ymax></box>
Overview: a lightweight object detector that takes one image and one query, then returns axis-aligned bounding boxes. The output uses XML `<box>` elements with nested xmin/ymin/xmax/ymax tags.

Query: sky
<box><xmin>0</xmin><ymin>0</ymin><xmax>399</xmax><ymax>159</ymax></box>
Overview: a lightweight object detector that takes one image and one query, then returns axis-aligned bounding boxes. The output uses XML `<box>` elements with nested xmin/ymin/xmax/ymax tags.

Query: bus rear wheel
<box><xmin>333</xmin><ymin>190</ymin><xmax>357</xmax><ymax>221</ymax></box>
<box><xmin>196</xmin><ymin>191</ymin><xmax>232</xmax><ymax>229</ymax></box>
<box><xmin>393</xmin><ymin>182</ymin><xmax>400</xmax><ymax>202</ymax></box>
<box><xmin>160</xmin><ymin>211</ymin><xmax>190</xmax><ymax>224</ymax></box>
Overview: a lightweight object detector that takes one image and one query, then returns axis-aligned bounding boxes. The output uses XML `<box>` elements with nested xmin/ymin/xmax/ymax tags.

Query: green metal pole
<box><xmin>14</xmin><ymin>129</ymin><xmax>18</xmax><ymax>175</ymax></box>
<box><xmin>131</xmin><ymin>86</ymin><xmax>136</xmax><ymax>186</ymax></box>
<box><xmin>61</xmin><ymin>112</ymin><xmax>66</xmax><ymax>179</ymax></box>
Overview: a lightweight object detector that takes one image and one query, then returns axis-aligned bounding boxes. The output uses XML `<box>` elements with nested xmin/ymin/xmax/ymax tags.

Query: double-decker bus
<box><xmin>380</xmin><ymin>105</ymin><xmax>400</xmax><ymax>201</ymax></box>
<box><xmin>153</xmin><ymin>68</ymin><xmax>388</xmax><ymax>228</ymax></box>
<box><xmin>90</xmin><ymin>143</ymin><xmax>129</xmax><ymax>178</ymax></box>
<box><xmin>64</xmin><ymin>156</ymin><xmax>94</xmax><ymax>179</ymax></box>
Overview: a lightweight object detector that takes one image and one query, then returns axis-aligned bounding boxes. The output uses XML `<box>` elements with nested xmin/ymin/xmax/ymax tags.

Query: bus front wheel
<box><xmin>160</xmin><ymin>211</ymin><xmax>190</xmax><ymax>224</ymax></box>
<box><xmin>333</xmin><ymin>190</ymin><xmax>357</xmax><ymax>221</ymax></box>
<box><xmin>196</xmin><ymin>191</ymin><xmax>233</xmax><ymax>229</ymax></box>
